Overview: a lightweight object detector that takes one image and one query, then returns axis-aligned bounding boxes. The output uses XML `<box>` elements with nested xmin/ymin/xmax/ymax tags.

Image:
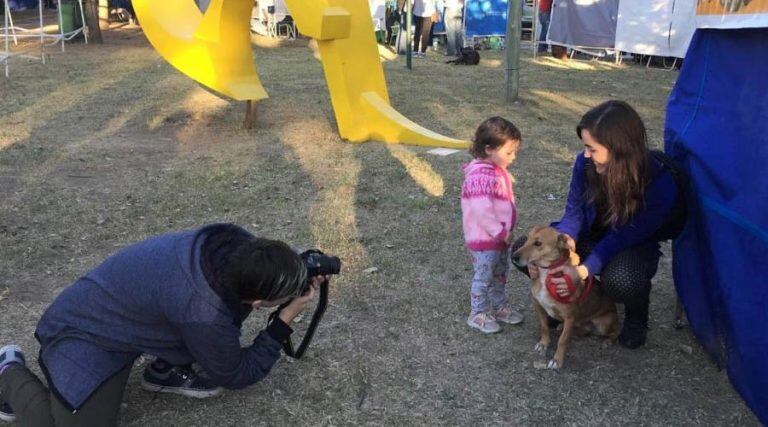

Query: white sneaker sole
<box><xmin>496</xmin><ymin>316</ymin><xmax>524</xmax><ymax>325</ymax></box>
<box><xmin>0</xmin><ymin>412</ymin><xmax>16</xmax><ymax>423</ymax></box>
<box><xmin>141</xmin><ymin>379</ymin><xmax>223</xmax><ymax>399</ymax></box>
<box><xmin>466</xmin><ymin>318</ymin><xmax>501</xmax><ymax>334</ymax></box>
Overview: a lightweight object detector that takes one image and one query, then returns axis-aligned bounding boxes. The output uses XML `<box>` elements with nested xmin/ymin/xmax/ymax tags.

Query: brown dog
<box><xmin>511</xmin><ymin>226</ymin><xmax>619</xmax><ymax>370</ymax></box>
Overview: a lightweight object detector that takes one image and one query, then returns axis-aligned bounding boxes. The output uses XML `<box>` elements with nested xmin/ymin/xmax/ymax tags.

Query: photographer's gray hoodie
<box><xmin>35</xmin><ymin>224</ymin><xmax>292</xmax><ymax>411</ymax></box>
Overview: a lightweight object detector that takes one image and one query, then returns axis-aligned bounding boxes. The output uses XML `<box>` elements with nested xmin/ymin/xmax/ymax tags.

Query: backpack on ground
<box><xmin>446</xmin><ymin>47</ymin><xmax>480</xmax><ymax>65</ymax></box>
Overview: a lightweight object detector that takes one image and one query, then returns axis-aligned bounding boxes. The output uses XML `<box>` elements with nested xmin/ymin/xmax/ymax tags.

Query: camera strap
<box><xmin>268</xmin><ymin>280</ymin><xmax>329</xmax><ymax>359</ymax></box>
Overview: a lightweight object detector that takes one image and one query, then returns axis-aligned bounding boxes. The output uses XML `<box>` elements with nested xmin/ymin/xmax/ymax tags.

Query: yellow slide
<box><xmin>132</xmin><ymin>0</ymin><xmax>267</xmax><ymax>101</ymax></box>
<box><xmin>133</xmin><ymin>0</ymin><xmax>469</xmax><ymax>149</ymax></box>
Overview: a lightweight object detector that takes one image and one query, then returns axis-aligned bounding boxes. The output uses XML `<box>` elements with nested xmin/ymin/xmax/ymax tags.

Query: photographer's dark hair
<box><xmin>204</xmin><ymin>230</ymin><xmax>306</xmax><ymax>303</ymax></box>
<box><xmin>228</xmin><ymin>239</ymin><xmax>306</xmax><ymax>301</ymax></box>
<box><xmin>577</xmin><ymin>100</ymin><xmax>650</xmax><ymax>227</ymax></box>
<box><xmin>469</xmin><ymin>117</ymin><xmax>521</xmax><ymax>159</ymax></box>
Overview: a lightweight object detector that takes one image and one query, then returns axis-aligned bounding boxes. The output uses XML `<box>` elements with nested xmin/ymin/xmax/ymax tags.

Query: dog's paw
<box><xmin>546</xmin><ymin>359</ymin><xmax>561</xmax><ymax>371</ymax></box>
<box><xmin>534</xmin><ymin>342</ymin><xmax>547</xmax><ymax>356</ymax></box>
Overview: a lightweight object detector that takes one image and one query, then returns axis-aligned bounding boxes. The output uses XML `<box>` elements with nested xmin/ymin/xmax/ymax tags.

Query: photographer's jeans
<box><xmin>0</xmin><ymin>363</ymin><xmax>130</xmax><ymax>426</ymax></box>
<box><xmin>469</xmin><ymin>248</ymin><xmax>510</xmax><ymax>315</ymax></box>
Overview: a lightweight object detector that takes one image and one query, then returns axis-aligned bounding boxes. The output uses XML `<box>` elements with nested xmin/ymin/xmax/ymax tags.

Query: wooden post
<box><xmin>244</xmin><ymin>100</ymin><xmax>257</xmax><ymax>129</ymax></box>
<box><xmin>84</xmin><ymin>0</ymin><xmax>102</xmax><ymax>43</ymax></box>
<box><xmin>505</xmin><ymin>0</ymin><xmax>522</xmax><ymax>102</ymax></box>
<box><xmin>98</xmin><ymin>0</ymin><xmax>109</xmax><ymax>30</ymax></box>
<box><xmin>405</xmin><ymin>0</ymin><xmax>412</xmax><ymax>70</ymax></box>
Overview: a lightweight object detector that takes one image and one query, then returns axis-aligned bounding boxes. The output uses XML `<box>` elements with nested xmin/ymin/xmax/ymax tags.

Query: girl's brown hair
<box><xmin>469</xmin><ymin>117</ymin><xmax>521</xmax><ymax>159</ymax></box>
<box><xmin>577</xmin><ymin>100</ymin><xmax>650</xmax><ymax>227</ymax></box>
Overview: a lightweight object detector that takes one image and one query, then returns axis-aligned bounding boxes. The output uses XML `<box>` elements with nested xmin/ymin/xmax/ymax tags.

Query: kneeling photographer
<box><xmin>0</xmin><ymin>223</ymin><xmax>339</xmax><ymax>426</ymax></box>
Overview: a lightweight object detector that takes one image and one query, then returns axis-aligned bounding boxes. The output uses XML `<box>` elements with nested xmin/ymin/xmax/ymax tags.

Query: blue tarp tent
<box><xmin>665</xmin><ymin>28</ymin><xmax>768</xmax><ymax>425</ymax></box>
<box><xmin>464</xmin><ymin>0</ymin><xmax>508</xmax><ymax>37</ymax></box>
<box><xmin>7</xmin><ymin>0</ymin><xmax>38</xmax><ymax>10</ymax></box>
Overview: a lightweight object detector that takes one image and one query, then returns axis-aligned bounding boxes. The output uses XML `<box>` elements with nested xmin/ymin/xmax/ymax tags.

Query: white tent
<box><xmin>370</xmin><ymin>0</ymin><xmax>385</xmax><ymax>31</ymax></box>
<box><xmin>546</xmin><ymin>0</ymin><xmax>696</xmax><ymax>59</ymax></box>
<box><xmin>615</xmin><ymin>0</ymin><xmax>696</xmax><ymax>58</ymax></box>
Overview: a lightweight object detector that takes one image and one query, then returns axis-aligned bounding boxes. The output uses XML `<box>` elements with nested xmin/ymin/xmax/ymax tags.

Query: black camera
<box><xmin>269</xmin><ymin>250</ymin><xmax>341</xmax><ymax>359</ymax></box>
<box><xmin>300</xmin><ymin>250</ymin><xmax>341</xmax><ymax>293</ymax></box>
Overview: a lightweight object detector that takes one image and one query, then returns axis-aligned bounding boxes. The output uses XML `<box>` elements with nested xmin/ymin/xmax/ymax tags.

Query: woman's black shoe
<box><xmin>619</xmin><ymin>303</ymin><xmax>649</xmax><ymax>349</ymax></box>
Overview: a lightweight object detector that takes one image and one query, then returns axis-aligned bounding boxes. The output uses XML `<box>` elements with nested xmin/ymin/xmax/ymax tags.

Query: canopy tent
<box><xmin>464</xmin><ymin>0</ymin><xmax>508</xmax><ymax>37</ymax></box>
<box><xmin>251</xmin><ymin>0</ymin><xmax>296</xmax><ymax>37</ymax></box>
<box><xmin>665</xmin><ymin>28</ymin><xmax>768</xmax><ymax>425</ymax></box>
<box><xmin>547</xmin><ymin>0</ymin><xmax>618</xmax><ymax>50</ymax></box>
<box><xmin>2</xmin><ymin>0</ymin><xmax>87</xmax><ymax>77</ymax></box>
<box><xmin>546</xmin><ymin>0</ymin><xmax>696</xmax><ymax>59</ymax></box>
<box><xmin>370</xmin><ymin>0</ymin><xmax>385</xmax><ymax>31</ymax></box>
<box><xmin>463</xmin><ymin>0</ymin><xmax>534</xmax><ymax>37</ymax></box>
<box><xmin>615</xmin><ymin>0</ymin><xmax>696</xmax><ymax>58</ymax></box>
<box><xmin>6</xmin><ymin>0</ymin><xmax>37</xmax><ymax>9</ymax></box>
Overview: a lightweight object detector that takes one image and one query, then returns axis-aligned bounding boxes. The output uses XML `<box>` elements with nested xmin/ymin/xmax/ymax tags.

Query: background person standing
<box><xmin>412</xmin><ymin>0</ymin><xmax>437</xmax><ymax>56</ymax></box>
<box><xmin>537</xmin><ymin>0</ymin><xmax>552</xmax><ymax>53</ymax></box>
<box><xmin>444</xmin><ymin>0</ymin><xmax>464</xmax><ymax>57</ymax></box>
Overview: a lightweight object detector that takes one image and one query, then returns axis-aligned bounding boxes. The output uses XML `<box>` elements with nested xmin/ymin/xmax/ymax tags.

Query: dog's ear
<box><xmin>558</xmin><ymin>234</ymin><xmax>581</xmax><ymax>265</ymax></box>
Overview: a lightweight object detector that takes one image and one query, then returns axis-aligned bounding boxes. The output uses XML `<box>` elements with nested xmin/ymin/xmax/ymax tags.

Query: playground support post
<box><xmin>3</xmin><ymin>0</ymin><xmax>8</xmax><ymax>77</ymax></box>
<box><xmin>505</xmin><ymin>0</ymin><xmax>522</xmax><ymax>102</ymax></box>
<box><xmin>406</xmin><ymin>0</ymin><xmax>411</xmax><ymax>70</ymax></box>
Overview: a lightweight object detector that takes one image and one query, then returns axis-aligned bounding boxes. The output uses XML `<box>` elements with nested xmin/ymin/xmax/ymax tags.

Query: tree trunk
<box><xmin>84</xmin><ymin>0</ymin><xmax>102</xmax><ymax>43</ymax></box>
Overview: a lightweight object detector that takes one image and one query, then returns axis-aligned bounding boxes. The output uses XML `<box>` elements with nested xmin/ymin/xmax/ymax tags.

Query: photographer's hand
<box><xmin>278</xmin><ymin>276</ymin><xmax>326</xmax><ymax>325</ymax></box>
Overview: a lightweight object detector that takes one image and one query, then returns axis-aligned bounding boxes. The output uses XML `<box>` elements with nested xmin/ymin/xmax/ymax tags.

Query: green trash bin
<box><xmin>58</xmin><ymin>1</ymin><xmax>82</xmax><ymax>35</ymax></box>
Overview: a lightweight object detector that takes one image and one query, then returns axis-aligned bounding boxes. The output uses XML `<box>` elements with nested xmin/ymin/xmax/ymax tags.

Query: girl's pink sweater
<box><xmin>461</xmin><ymin>159</ymin><xmax>517</xmax><ymax>251</ymax></box>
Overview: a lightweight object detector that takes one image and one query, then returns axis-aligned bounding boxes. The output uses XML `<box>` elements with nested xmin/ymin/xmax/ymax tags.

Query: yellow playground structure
<box><xmin>131</xmin><ymin>0</ymin><xmax>469</xmax><ymax>149</ymax></box>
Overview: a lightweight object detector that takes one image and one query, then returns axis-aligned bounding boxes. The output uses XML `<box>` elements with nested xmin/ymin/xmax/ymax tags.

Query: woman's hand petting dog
<box><xmin>547</xmin><ymin>264</ymin><xmax>588</xmax><ymax>297</ymax></box>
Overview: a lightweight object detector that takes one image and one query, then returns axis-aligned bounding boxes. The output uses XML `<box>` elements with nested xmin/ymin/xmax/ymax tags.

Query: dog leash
<box><xmin>542</xmin><ymin>257</ymin><xmax>595</xmax><ymax>304</ymax></box>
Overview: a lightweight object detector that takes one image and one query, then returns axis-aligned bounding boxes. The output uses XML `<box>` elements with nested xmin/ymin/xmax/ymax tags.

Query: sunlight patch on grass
<box><xmin>481</xmin><ymin>59</ymin><xmax>503</xmax><ymax>68</ymax></box>
<box><xmin>539</xmin><ymin>138</ymin><xmax>577</xmax><ymax>164</ymax></box>
<box><xmin>530</xmin><ymin>55</ymin><xmax>625</xmax><ymax>71</ymax></box>
<box><xmin>530</xmin><ymin>89</ymin><xmax>592</xmax><ymax>117</ymax></box>
<box><xmin>0</xmin><ymin>52</ymin><xmax>153</xmax><ymax>151</ymax></box>
<box><xmin>279</xmin><ymin>120</ymin><xmax>368</xmax><ymax>272</ymax></box>
<box><xmin>173</xmin><ymin>89</ymin><xmax>231</xmax><ymax>143</ymax></box>
<box><xmin>386</xmin><ymin>145</ymin><xmax>444</xmax><ymax>197</ymax></box>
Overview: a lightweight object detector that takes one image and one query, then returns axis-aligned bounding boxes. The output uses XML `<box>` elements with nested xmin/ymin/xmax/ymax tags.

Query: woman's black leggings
<box><xmin>510</xmin><ymin>236</ymin><xmax>661</xmax><ymax>309</ymax></box>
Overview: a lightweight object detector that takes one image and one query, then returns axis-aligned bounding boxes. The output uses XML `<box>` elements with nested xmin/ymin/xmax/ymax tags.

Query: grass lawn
<box><xmin>0</xmin><ymin>27</ymin><xmax>759</xmax><ymax>425</ymax></box>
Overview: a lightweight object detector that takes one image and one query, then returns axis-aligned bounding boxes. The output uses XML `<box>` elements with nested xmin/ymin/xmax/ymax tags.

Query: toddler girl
<box><xmin>461</xmin><ymin>117</ymin><xmax>524</xmax><ymax>333</ymax></box>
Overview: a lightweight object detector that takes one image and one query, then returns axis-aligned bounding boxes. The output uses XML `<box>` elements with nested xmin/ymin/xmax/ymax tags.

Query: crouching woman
<box><xmin>512</xmin><ymin>100</ymin><xmax>683</xmax><ymax>349</ymax></box>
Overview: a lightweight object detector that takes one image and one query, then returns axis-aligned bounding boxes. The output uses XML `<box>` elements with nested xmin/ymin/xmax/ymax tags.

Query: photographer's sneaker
<box><xmin>0</xmin><ymin>400</ymin><xmax>14</xmax><ymax>423</ymax></box>
<box><xmin>141</xmin><ymin>362</ymin><xmax>223</xmax><ymax>398</ymax></box>
<box><xmin>493</xmin><ymin>306</ymin><xmax>524</xmax><ymax>325</ymax></box>
<box><xmin>0</xmin><ymin>344</ymin><xmax>25</xmax><ymax>423</ymax></box>
<box><xmin>467</xmin><ymin>312</ymin><xmax>501</xmax><ymax>334</ymax></box>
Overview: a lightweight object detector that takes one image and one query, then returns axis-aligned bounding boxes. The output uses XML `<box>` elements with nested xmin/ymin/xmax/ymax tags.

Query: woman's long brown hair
<box><xmin>577</xmin><ymin>100</ymin><xmax>650</xmax><ymax>227</ymax></box>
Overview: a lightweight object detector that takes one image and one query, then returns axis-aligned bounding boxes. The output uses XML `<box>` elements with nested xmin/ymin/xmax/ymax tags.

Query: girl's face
<box><xmin>581</xmin><ymin>129</ymin><xmax>611</xmax><ymax>174</ymax></box>
<box><xmin>485</xmin><ymin>139</ymin><xmax>520</xmax><ymax>170</ymax></box>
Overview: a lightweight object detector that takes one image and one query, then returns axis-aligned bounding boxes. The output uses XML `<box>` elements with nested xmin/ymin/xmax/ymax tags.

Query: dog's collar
<box><xmin>536</xmin><ymin>256</ymin><xmax>568</xmax><ymax>270</ymax></box>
